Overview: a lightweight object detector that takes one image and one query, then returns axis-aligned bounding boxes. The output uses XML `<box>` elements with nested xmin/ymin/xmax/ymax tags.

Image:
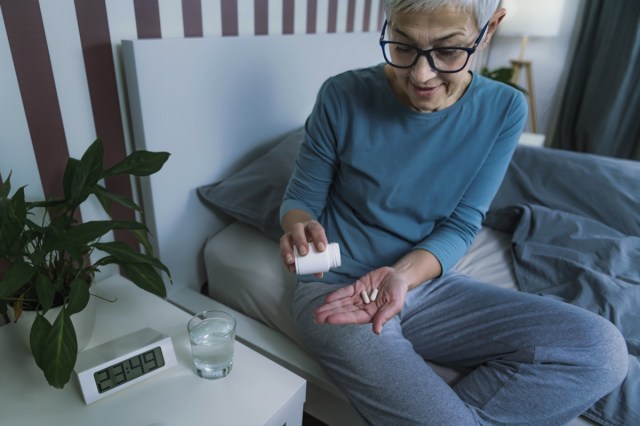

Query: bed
<box><xmin>122</xmin><ymin>33</ymin><xmax>639</xmax><ymax>426</ymax></box>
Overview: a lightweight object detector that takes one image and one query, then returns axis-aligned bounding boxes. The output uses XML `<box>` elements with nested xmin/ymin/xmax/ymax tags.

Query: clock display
<box><xmin>94</xmin><ymin>346</ymin><xmax>166</xmax><ymax>393</ymax></box>
<box><xmin>75</xmin><ymin>328</ymin><xmax>177</xmax><ymax>404</ymax></box>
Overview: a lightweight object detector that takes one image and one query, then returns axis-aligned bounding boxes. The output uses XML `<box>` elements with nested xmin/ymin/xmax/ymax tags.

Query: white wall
<box><xmin>0</xmin><ymin>0</ymin><xmax>383</xmax><ymax>280</ymax></box>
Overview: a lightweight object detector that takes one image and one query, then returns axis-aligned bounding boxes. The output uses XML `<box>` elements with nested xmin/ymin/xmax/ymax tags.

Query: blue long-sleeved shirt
<box><xmin>281</xmin><ymin>64</ymin><xmax>526</xmax><ymax>283</ymax></box>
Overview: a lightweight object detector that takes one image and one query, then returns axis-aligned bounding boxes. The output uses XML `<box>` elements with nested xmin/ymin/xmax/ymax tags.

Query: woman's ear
<box><xmin>483</xmin><ymin>7</ymin><xmax>507</xmax><ymax>46</ymax></box>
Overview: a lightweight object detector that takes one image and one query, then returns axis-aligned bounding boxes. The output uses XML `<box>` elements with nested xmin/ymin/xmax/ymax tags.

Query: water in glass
<box><xmin>189</xmin><ymin>315</ymin><xmax>235</xmax><ymax>379</ymax></box>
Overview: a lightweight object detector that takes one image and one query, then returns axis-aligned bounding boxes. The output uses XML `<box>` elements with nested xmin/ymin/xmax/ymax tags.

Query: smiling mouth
<box><xmin>411</xmin><ymin>82</ymin><xmax>440</xmax><ymax>97</ymax></box>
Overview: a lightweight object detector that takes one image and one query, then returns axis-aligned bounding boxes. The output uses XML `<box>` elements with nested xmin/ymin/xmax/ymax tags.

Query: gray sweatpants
<box><xmin>292</xmin><ymin>272</ymin><xmax>628</xmax><ymax>425</ymax></box>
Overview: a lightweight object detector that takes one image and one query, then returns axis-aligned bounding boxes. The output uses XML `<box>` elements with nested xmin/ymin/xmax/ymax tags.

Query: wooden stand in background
<box><xmin>510</xmin><ymin>59</ymin><xmax>537</xmax><ymax>133</ymax></box>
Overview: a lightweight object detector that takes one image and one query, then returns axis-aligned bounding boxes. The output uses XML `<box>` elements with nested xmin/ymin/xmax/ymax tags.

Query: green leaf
<box><xmin>30</xmin><ymin>313</ymin><xmax>52</xmax><ymax>369</ymax></box>
<box><xmin>41</xmin><ymin>308</ymin><xmax>77</xmax><ymax>388</ymax></box>
<box><xmin>0</xmin><ymin>186</ymin><xmax>28</xmax><ymax>255</ymax></box>
<box><xmin>53</xmin><ymin>274</ymin><xmax>65</xmax><ymax>295</ymax></box>
<box><xmin>54</xmin><ymin>220</ymin><xmax>146</xmax><ymax>251</ymax></box>
<box><xmin>93</xmin><ymin>184</ymin><xmax>142</xmax><ymax>214</ymax></box>
<box><xmin>0</xmin><ymin>262</ymin><xmax>34</xmax><ymax>300</ymax></box>
<box><xmin>131</xmin><ymin>228</ymin><xmax>154</xmax><ymax>256</ymax></box>
<box><xmin>0</xmin><ymin>172</ymin><xmax>11</xmax><ymax>198</ymax></box>
<box><xmin>92</xmin><ymin>185</ymin><xmax>112</xmax><ymax>215</ymax></box>
<box><xmin>0</xmin><ymin>299</ymin><xmax>8</xmax><ymax>319</ymax></box>
<box><xmin>68</xmin><ymin>139</ymin><xmax>104</xmax><ymax>208</ymax></box>
<box><xmin>91</xmin><ymin>255</ymin><xmax>117</xmax><ymax>268</ymax></box>
<box><xmin>94</xmin><ymin>241</ymin><xmax>170</xmax><ymax>276</ymax></box>
<box><xmin>487</xmin><ymin>67</ymin><xmax>514</xmax><ymax>82</ymax></box>
<box><xmin>10</xmin><ymin>186</ymin><xmax>27</xmax><ymax>221</ymax></box>
<box><xmin>66</xmin><ymin>278</ymin><xmax>90</xmax><ymax>315</ymax></box>
<box><xmin>62</xmin><ymin>158</ymin><xmax>79</xmax><ymax>201</ymax></box>
<box><xmin>78</xmin><ymin>139</ymin><xmax>105</xmax><ymax>187</ymax></box>
<box><xmin>122</xmin><ymin>263</ymin><xmax>167</xmax><ymax>298</ymax></box>
<box><xmin>104</xmin><ymin>151</ymin><xmax>170</xmax><ymax>177</ymax></box>
<box><xmin>35</xmin><ymin>272</ymin><xmax>55</xmax><ymax>312</ymax></box>
<box><xmin>480</xmin><ymin>66</ymin><xmax>528</xmax><ymax>94</ymax></box>
<box><xmin>64</xmin><ymin>220</ymin><xmax>116</xmax><ymax>244</ymax></box>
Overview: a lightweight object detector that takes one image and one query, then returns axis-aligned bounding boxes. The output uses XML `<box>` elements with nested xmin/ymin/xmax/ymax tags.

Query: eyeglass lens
<box><xmin>382</xmin><ymin>43</ymin><xmax>470</xmax><ymax>72</ymax></box>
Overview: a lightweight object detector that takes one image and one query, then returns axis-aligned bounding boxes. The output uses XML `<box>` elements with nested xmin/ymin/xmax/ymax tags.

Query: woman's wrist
<box><xmin>392</xmin><ymin>249</ymin><xmax>442</xmax><ymax>290</ymax></box>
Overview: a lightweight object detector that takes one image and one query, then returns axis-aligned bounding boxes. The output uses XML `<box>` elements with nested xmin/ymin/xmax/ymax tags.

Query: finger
<box><xmin>287</xmin><ymin>222</ymin><xmax>310</xmax><ymax>256</ymax></box>
<box><xmin>315</xmin><ymin>302</ymin><xmax>361</xmax><ymax>323</ymax></box>
<box><xmin>324</xmin><ymin>284</ymin><xmax>359</xmax><ymax>303</ymax></box>
<box><xmin>372</xmin><ymin>303</ymin><xmax>398</xmax><ymax>335</ymax></box>
<box><xmin>306</xmin><ymin>221</ymin><xmax>328</xmax><ymax>251</ymax></box>
<box><xmin>315</xmin><ymin>295</ymin><xmax>361</xmax><ymax>315</ymax></box>
<box><xmin>322</xmin><ymin>308</ymin><xmax>372</xmax><ymax>326</ymax></box>
<box><xmin>279</xmin><ymin>234</ymin><xmax>296</xmax><ymax>270</ymax></box>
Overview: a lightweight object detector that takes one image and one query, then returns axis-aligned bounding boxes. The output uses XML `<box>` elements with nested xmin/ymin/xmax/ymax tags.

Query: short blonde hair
<box><xmin>384</xmin><ymin>0</ymin><xmax>500</xmax><ymax>28</ymax></box>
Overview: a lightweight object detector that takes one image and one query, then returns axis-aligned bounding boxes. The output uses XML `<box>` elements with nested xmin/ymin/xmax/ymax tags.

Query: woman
<box><xmin>279</xmin><ymin>0</ymin><xmax>628</xmax><ymax>424</ymax></box>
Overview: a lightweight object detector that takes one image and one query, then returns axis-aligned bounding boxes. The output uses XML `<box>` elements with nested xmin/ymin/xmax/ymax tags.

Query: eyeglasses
<box><xmin>379</xmin><ymin>19</ymin><xmax>489</xmax><ymax>73</ymax></box>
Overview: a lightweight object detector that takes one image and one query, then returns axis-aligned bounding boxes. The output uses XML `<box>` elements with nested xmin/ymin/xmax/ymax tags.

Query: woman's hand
<box><xmin>280</xmin><ymin>210</ymin><xmax>328</xmax><ymax>277</ymax></box>
<box><xmin>314</xmin><ymin>266</ymin><xmax>410</xmax><ymax>335</ymax></box>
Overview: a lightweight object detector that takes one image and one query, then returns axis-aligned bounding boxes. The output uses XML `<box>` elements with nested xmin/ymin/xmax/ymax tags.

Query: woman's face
<box><xmin>384</xmin><ymin>7</ymin><xmax>485</xmax><ymax>112</ymax></box>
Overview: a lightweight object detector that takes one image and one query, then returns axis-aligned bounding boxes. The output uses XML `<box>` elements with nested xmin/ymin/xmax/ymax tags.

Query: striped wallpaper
<box><xmin>0</xmin><ymin>0</ymin><xmax>385</xmax><ymax>255</ymax></box>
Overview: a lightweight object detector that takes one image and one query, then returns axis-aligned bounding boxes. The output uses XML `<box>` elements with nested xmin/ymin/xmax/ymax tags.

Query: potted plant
<box><xmin>0</xmin><ymin>139</ymin><xmax>171</xmax><ymax>389</ymax></box>
<box><xmin>480</xmin><ymin>66</ymin><xmax>527</xmax><ymax>94</ymax></box>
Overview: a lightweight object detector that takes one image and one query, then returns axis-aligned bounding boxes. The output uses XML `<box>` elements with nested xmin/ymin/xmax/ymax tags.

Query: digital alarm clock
<box><xmin>74</xmin><ymin>327</ymin><xmax>177</xmax><ymax>404</ymax></box>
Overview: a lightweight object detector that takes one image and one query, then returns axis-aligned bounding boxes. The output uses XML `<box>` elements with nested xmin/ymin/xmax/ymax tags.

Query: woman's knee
<box><xmin>572</xmin><ymin>313</ymin><xmax>628</xmax><ymax>394</ymax></box>
<box><xmin>291</xmin><ymin>282</ymin><xmax>354</xmax><ymax>351</ymax></box>
<box><xmin>591</xmin><ymin>317</ymin><xmax>628</xmax><ymax>390</ymax></box>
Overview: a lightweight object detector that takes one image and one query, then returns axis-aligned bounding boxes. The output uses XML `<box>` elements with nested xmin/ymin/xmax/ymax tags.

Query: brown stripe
<box><xmin>363</xmin><ymin>0</ymin><xmax>372</xmax><ymax>32</ymax></box>
<box><xmin>327</xmin><ymin>0</ymin><xmax>337</xmax><ymax>33</ymax></box>
<box><xmin>182</xmin><ymin>0</ymin><xmax>203</xmax><ymax>37</ymax></box>
<box><xmin>75</xmin><ymin>0</ymin><xmax>138</xmax><ymax>251</ymax></box>
<box><xmin>254</xmin><ymin>0</ymin><xmax>268</xmax><ymax>35</ymax></box>
<box><xmin>377</xmin><ymin>0</ymin><xmax>385</xmax><ymax>30</ymax></box>
<box><xmin>346</xmin><ymin>0</ymin><xmax>356</xmax><ymax>32</ymax></box>
<box><xmin>134</xmin><ymin>0</ymin><xmax>161</xmax><ymax>39</ymax></box>
<box><xmin>0</xmin><ymin>0</ymin><xmax>69</xmax><ymax>200</ymax></box>
<box><xmin>221</xmin><ymin>0</ymin><xmax>238</xmax><ymax>36</ymax></box>
<box><xmin>283</xmin><ymin>0</ymin><xmax>294</xmax><ymax>34</ymax></box>
<box><xmin>306</xmin><ymin>0</ymin><xmax>316</xmax><ymax>33</ymax></box>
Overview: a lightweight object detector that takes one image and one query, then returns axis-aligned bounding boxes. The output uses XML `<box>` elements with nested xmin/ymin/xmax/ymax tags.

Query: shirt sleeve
<box><xmin>280</xmin><ymin>79</ymin><xmax>341</xmax><ymax>222</ymax></box>
<box><xmin>416</xmin><ymin>91</ymin><xmax>528</xmax><ymax>273</ymax></box>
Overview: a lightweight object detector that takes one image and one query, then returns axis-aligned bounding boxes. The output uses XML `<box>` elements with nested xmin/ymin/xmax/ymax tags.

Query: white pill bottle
<box><xmin>294</xmin><ymin>243</ymin><xmax>341</xmax><ymax>275</ymax></box>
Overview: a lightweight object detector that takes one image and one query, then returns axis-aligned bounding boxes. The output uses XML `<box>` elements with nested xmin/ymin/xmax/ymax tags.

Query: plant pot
<box><xmin>6</xmin><ymin>294</ymin><xmax>97</xmax><ymax>352</ymax></box>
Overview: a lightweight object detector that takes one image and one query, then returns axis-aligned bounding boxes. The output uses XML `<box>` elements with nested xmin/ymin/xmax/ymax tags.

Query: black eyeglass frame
<box><xmin>379</xmin><ymin>19</ymin><xmax>489</xmax><ymax>73</ymax></box>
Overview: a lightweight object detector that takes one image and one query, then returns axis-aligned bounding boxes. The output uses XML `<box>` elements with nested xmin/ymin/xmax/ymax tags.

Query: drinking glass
<box><xmin>187</xmin><ymin>310</ymin><xmax>236</xmax><ymax>379</ymax></box>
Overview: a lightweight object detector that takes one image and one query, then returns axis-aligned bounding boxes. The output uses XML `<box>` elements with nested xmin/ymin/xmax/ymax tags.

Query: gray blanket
<box><xmin>486</xmin><ymin>146</ymin><xmax>640</xmax><ymax>426</ymax></box>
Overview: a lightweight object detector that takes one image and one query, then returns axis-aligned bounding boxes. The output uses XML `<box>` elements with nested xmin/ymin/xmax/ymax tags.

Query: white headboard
<box><xmin>122</xmin><ymin>33</ymin><xmax>381</xmax><ymax>296</ymax></box>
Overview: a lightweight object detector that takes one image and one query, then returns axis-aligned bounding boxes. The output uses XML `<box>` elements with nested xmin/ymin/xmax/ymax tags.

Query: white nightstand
<box><xmin>0</xmin><ymin>274</ymin><xmax>306</xmax><ymax>426</ymax></box>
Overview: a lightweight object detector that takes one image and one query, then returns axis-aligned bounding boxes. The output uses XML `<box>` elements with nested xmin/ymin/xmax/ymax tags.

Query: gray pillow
<box><xmin>197</xmin><ymin>127</ymin><xmax>303</xmax><ymax>241</ymax></box>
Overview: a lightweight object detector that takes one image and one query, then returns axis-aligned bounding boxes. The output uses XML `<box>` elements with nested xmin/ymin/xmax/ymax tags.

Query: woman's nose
<box><xmin>411</xmin><ymin>54</ymin><xmax>438</xmax><ymax>82</ymax></box>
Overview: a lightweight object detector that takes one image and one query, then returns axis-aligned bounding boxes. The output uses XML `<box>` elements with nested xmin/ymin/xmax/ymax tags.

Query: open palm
<box><xmin>314</xmin><ymin>266</ymin><xmax>409</xmax><ymax>334</ymax></box>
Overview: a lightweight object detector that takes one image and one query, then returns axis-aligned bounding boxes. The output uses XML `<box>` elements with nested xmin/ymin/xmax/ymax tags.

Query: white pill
<box><xmin>370</xmin><ymin>288</ymin><xmax>379</xmax><ymax>302</ymax></box>
<box><xmin>361</xmin><ymin>290</ymin><xmax>371</xmax><ymax>304</ymax></box>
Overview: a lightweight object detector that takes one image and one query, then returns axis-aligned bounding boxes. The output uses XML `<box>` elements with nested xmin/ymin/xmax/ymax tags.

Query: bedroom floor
<box><xmin>303</xmin><ymin>413</ymin><xmax>328</xmax><ymax>425</ymax></box>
